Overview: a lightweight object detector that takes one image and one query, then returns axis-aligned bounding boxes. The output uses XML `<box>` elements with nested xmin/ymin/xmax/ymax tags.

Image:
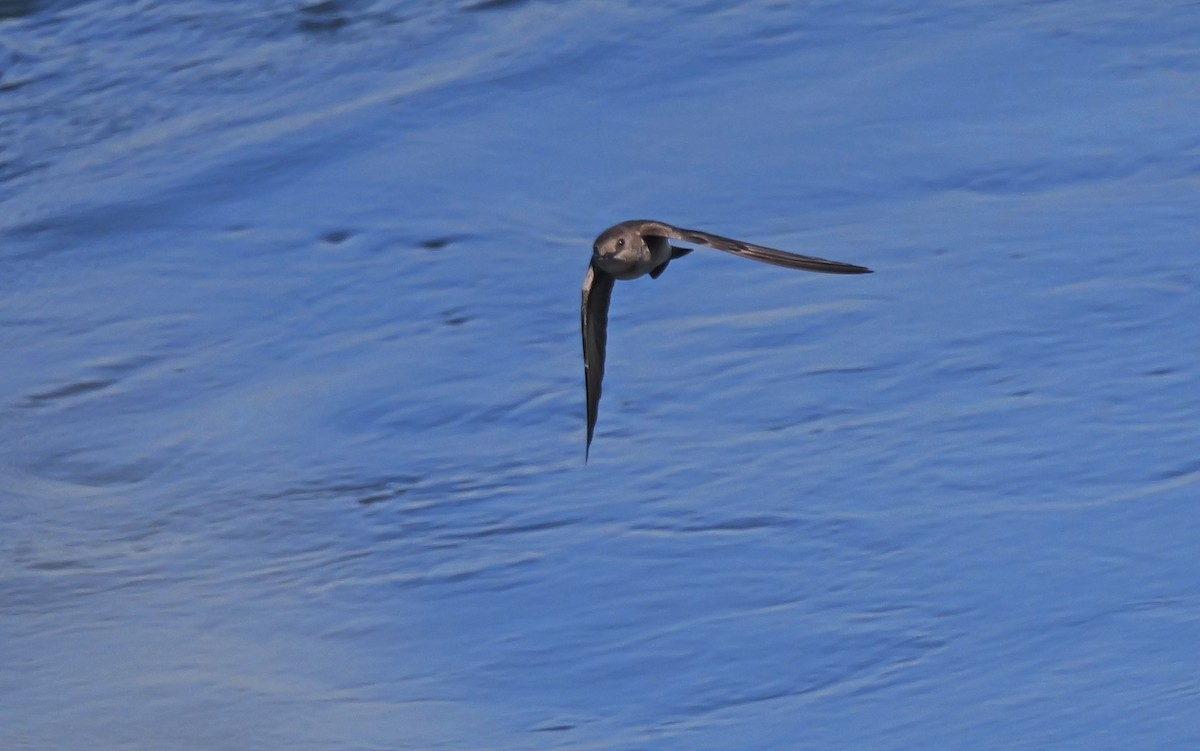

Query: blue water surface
<box><xmin>2</xmin><ymin>1</ymin><xmax>1199</xmax><ymax>749</ymax></box>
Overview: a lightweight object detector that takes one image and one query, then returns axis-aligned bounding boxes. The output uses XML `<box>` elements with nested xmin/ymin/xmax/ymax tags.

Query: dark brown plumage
<box><xmin>581</xmin><ymin>220</ymin><xmax>872</xmax><ymax>460</ymax></box>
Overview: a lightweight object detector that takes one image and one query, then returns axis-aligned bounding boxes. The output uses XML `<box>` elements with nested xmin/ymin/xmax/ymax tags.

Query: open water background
<box><xmin>2</xmin><ymin>1</ymin><xmax>1199</xmax><ymax>749</ymax></box>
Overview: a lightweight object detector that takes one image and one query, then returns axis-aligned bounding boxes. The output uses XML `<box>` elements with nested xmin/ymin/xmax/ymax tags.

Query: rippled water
<box><xmin>3</xmin><ymin>1</ymin><xmax>1199</xmax><ymax>749</ymax></box>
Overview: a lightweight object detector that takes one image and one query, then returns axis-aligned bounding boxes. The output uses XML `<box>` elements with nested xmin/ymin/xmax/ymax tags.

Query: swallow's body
<box><xmin>581</xmin><ymin>220</ymin><xmax>872</xmax><ymax>459</ymax></box>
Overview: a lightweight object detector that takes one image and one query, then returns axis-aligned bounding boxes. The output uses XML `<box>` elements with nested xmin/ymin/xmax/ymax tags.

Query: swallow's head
<box><xmin>592</xmin><ymin>223</ymin><xmax>646</xmax><ymax>277</ymax></box>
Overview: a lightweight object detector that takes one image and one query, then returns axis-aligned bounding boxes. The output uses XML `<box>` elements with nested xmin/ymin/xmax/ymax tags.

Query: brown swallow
<box><xmin>581</xmin><ymin>220</ymin><xmax>871</xmax><ymax>460</ymax></box>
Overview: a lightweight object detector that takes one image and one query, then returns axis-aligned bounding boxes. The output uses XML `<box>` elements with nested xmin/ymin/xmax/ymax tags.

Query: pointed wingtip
<box><xmin>837</xmin><ymin>263</ymin><xmax>872</xmax><ymax>274</ymax></box>
<box><xmin>835</xmin><ymin>261</ymin><xmax>873</xmax><ymax>274</ymax></box>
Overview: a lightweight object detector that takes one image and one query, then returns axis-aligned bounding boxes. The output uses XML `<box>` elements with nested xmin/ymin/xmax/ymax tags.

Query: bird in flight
<box><xmin>581</xmin><ymin>220</ymin><xmax>871</xmax><ymax>460</ymax></box>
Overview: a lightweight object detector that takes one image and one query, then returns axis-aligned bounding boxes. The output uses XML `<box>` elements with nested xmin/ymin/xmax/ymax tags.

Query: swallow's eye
<box><xmin>615</xmin><ymin>238</ymin><xmax>625</xmax><ymax>248</ymax></box>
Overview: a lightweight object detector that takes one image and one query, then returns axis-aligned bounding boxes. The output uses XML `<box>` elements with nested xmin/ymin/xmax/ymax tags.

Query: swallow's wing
<box><xmin>642</xmin><ymin>221</ymin><xmax>872</xmax><ymax>274</ymax></box>
<box><xmin>582</xmin><ymin>260</ymin><xmax>615</xmax><ymax>460</ymax></box>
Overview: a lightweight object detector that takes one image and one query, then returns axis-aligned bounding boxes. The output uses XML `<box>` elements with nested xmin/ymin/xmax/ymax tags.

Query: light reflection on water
<box><xmin>2</xmin><ymin>1</ymin><xmax>1199</xmax><ymax>749</ymax></box>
